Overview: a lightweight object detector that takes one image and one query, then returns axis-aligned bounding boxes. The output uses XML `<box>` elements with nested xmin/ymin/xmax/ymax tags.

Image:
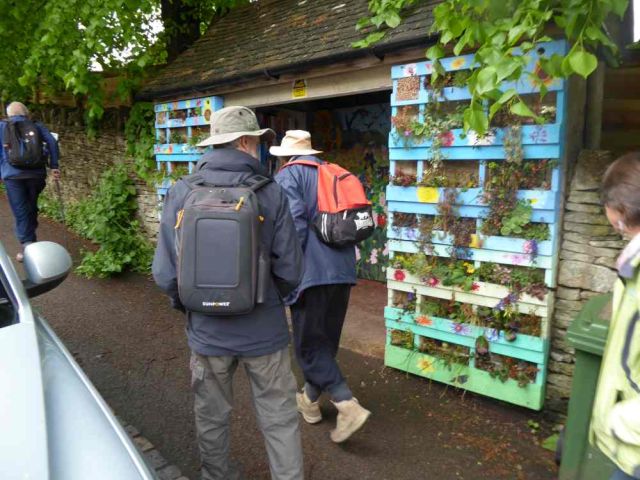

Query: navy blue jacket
<box><xmin>0</xmin><ymin>116</ymin><xmax>60</xmax><ymax>180</ymax></box>
<box><xmin>275</xmin><ymin>156</ymin><xmax>356</xmax><ymax>304</ymax></box>
<box><xmin>152</xmin><ymin>148</ymin><xmax>304</xmax><ymax>357</ymax></box>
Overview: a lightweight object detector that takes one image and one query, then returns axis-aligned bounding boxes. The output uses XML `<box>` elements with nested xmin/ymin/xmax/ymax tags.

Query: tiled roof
<box><xmin>138</xmin><ymin>0</ymin><xmax>438</xmax><ymax>99</ymax></box>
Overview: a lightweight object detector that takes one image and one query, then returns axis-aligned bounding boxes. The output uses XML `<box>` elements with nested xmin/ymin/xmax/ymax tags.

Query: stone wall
<box><xmin>546</xmin><ymin>150</ymin><xmax>621</xmax><ymax>415</ymax></box>
<box><xmin>35</xmin><ymin>107</ymin><xmax>160</xmax><ymax>238</ymax></box>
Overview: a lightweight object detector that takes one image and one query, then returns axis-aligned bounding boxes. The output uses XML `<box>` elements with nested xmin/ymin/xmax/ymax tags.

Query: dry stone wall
<box><xmin>546</xmin><ymin>150</ymin><xmax>621</xmax><ymax>415</ymax></box>
<box><xmin>35</xmin><ymin>108</ymin><xmax>160</xmax><ymax>238</ymax></box>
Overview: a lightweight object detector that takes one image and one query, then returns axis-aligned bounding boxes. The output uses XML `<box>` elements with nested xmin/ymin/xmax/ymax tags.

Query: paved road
<box><xmin>0</xmin><ymin>194</ymin><xmax>557</xmax><ymax>479</ymax></box>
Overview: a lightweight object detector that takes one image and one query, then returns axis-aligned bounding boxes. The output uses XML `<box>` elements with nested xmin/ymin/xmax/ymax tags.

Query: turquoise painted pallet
<box><xmin>384</xmin><ymin>345</ymin><xmax>546</xmax><ymax>410</ymax></box>
<box><xmin>385</xmin><ymin>40</ymin><xmax>568</xmax><ymax>409</ymax></box>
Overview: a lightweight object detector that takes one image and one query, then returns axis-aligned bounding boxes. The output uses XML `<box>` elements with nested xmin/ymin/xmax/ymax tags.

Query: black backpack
<box><xmin>3</xmin><ymin>119</ymin><xmax>46</xmax><ymax>169</ymax></box>
<box><xmin>175</xmin><ymin>173</ymin><xmax>272</xmax><ymax>315</ymax></box>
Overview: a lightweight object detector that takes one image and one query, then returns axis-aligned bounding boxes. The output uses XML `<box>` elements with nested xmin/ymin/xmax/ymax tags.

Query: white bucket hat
<box><xmin>269</xmin><ymin>130</ymin><xmax>322</xmax><ymax>156</ymax></box>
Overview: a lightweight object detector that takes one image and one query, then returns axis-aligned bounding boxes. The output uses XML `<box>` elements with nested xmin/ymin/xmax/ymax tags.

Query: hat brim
<box><xmin>197</xmin><ymin>128</ymin><xmax>276</xmax><ymax>147</ymax></box>
<box><xmin>269</xmin><ymin>146</ymin><xmax>323</xmax><ymax>157</ymax></box>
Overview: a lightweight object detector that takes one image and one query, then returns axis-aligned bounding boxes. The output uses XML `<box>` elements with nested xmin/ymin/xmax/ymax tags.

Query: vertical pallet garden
<box><xmin>385</xmin><ymin>40</ymin><xmax>568</xmax><ymax>410</ymax></box>
<box><xmin>154</xmin><ymin>96</ymin><xmax>224</xmax><ymax>201</ymax></box>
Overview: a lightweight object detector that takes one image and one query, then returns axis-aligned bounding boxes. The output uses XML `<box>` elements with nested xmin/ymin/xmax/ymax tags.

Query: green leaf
<box><xmin>610</xmin><ymin>0</ymin><xmax>629</xmax><ymax>17</ymax></box>
<box><xmin>426</xmin><ymin>44</ymin><xmax>445</xmax><ymax>61</ymax></box>
<box><xmin>384</xmin><ymin>11</ymin><xmax>402</xmax><ymax>29</ymax></box>
<box><xmin>464</xmin><ymin>103</ymin><xmax>489</xmax><ymax>135</ymax></box>
<box><xmin>476</xmin><ymin>66</ymin><xmax>497</xmax><ymax>95</ymax></box>
<box><xmin>510</xmin><ymin>100</ymin><xmax>536</xmax><ymax>118</ymax></box>
<box><xmin>568</xmin><ymin>49</ymin><xmax>598</xmax><ymax>78</ymax></box>
<box><xmin>542</xmin><ymin>434</ymin><xmax>559</xmax><ymax>452</ymax></box>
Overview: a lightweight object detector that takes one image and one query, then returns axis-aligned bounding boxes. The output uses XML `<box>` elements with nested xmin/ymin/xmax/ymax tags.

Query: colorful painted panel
<box><xmin>154</xmin><ymin>96</ymin><xmax>224</xmax><ymax>204</ymax></box>
<box><xmin>385</xmin><ymin>40</ymin><xmax>568</xmax><ymax>410</ymax></box>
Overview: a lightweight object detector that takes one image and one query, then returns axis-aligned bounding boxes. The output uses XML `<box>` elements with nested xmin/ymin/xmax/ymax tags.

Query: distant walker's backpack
<box><xmin>282</xmin><ymin>159</ymin><xmax>374</xmax><ymax>247</ymax></box>
<box><xmin>174</xmin><ymin>174</ymin><xmax>272</xmax><ymax>315</ymax></box>
<box><xmin>3</xmin><ymin>119</ymin><xmax>46</xmax><ymax>169</ymax></box>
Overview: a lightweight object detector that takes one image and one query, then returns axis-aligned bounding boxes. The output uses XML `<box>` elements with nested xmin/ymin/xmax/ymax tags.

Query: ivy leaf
<box><xmin>568</xmin><ymin>49</ymin><xmax>598</xmax><ymax>78</ymax></box>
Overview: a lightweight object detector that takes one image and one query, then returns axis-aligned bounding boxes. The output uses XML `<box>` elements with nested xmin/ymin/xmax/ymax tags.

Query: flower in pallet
<box><xmin>523</xmin><ymin>239</ymin><xmax>538</xmax><ymax>259</ymax></box>
<box><xmin>376</xmin><ymin>213</ymin><xmax>387</xmax><ymax>228</ymax></box>
<box><xmin>471</xmin><ymin>282</ymin><xmax>480</xmax><ymax>292</ymax></box>
<box><xmin>355</xmin><ymin>247</ymin><xmax>361</xmax><ymax>262</ymax></box>
<box><xmin>451</xmin><ymin>323</ymin><xmax>471</xmax><ymax>335</ymax></box>
<box><xmin>451</xmin><ymin>57</ymin><xmax>466</xmax><ymax>70</ymax></box>
<box><xmin>382</xmin><ymin>243</ymin><xmax>389</xmax><ymax>257</ymax></box>
<box><xmin>404</xmin><ymin>130</ymin><xmax>412</xmax><ymax>137</ymax></box>
<box><xmin>484</xmin><ymin>328</ymin><xmax>500</xmax><ymax>342</ymax></box>
<box><xmin>464</xmin><ymin>262</ymin><xmax>475</xmax><ymax>274</ymax></box>
<box><xmin>416</xmin><ymin>315</ymin><xmax>433</xmax><ymax>326</ymax></box>
<box><xmin>417</xmin><ymin>358</ymin><xmax>435</xmax><ymax>374</ymax></box>
<box><xmin>427</xmin><ymin>277</ymin><xmax>440</xmax><ymax>287</ymax></box>
<box><xmin>394</xmin><ymin>269</ymin><xmax>406</xmax><ymax>282</ymax></box>
<box><xmin>438</xmin><ymin>130</ymin><xmax>456</xmax><ymax>147</ymax></box>
<box><xmin>370</xmin><ymin>249</ymin><xmax>379</xmax><ymax>265</ymax></box>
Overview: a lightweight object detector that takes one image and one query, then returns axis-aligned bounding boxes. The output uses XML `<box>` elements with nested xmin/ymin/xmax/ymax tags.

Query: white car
<box><xmin>0</xmin><ymin>240</ymin><xmax>157</xmax><ymax>480</ymax></box>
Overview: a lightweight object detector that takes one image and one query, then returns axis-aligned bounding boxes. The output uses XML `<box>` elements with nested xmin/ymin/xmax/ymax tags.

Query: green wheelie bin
<box><xmin>559</xmin><ymin>293</ymin><xmax>616</xmax><ymax>479</ymax></box>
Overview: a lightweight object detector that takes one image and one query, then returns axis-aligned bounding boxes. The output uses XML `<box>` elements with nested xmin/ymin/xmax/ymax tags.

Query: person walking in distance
<box><xmin>153</xmin><ymin>107</ymin><xmax>305</xmax><ymax>480</ymax></box>
<box><xmin>273</xmin><ymin>130</ymin><xmax>371</xmax><ymax>443</ymax></box>
<box><xmin>0</xmin><ymin>102</ymin><xmax>60</xmax><ymax>262</ymax></box>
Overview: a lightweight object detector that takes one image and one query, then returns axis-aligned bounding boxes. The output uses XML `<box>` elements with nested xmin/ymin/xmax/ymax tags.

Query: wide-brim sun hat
<box><xmin>269</xmin><ymin>130</ymin><xmax>323</xmax><ymax>156</ymax></box>
<box><xmin>197</xmin><ymin>106</ymin><xmax>275</xmax><ymax>147</ymax></box>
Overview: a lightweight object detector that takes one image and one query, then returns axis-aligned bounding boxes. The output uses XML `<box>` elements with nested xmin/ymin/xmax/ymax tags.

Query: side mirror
<box><xmin>22</xmin><ymin>242</ymin><xmax>72</xmax><ymax>298</ymax></box>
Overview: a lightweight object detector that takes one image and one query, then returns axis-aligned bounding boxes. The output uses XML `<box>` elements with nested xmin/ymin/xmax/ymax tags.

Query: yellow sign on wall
<box><xmin>292</xmin><ymin>79</ymin><xmax>308</xmax><ymax>99</ymax></box>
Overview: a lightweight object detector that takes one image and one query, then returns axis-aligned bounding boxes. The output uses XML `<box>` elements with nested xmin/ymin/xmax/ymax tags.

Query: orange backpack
<box><xmin>282</xmin><ymin>159</ymin><xmax>375</xmax><ymax>247</ymax></box>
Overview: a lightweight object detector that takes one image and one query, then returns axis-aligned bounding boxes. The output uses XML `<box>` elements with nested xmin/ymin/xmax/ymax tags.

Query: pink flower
<box><xmin>404</xmin><ymin>130</ymin><xmax>412</xmax><ymax>137</ymax></box>
<box><xmin>427</xmin><ymin>277</ymin><xmax>440</xmax><ymax>287</ymax></box>
<box><xmin>394</xmin><ymin>269</ymin><xmax>406</xmax><ymax>281</ymax></box>
<box><xmin>439</xmin><ymin>130</ymin><xmax>455</xmax><ymax>147</ymax></box>
<box><xmin>382</xmin><ymin>243</ymin><xmax>389</xmax><ymax>257</ymax></box>
<box><xmin>370</xmin><ymin>249</ymin><xmax>379</xmax><ymax>265</ymax></box>
<box><xmin>355</xmin><ymin>247</ymin><xmax>361</xmax><ymax>262</ymax></box>
<box><xmin>471</xmin><ymin>283</ymin><xmax>480</xmax><ymax>292</ymax></box>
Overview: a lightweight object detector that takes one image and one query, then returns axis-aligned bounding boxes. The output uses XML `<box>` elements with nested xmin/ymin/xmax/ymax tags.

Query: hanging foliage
<box><xmin>356</xmin><ymin>0</ymin><xmax>630</xmax><ymax>134</ymax></box>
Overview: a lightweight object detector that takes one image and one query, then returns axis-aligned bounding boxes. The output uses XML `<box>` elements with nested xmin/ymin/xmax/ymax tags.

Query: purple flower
<box><xmin>404</xmin><ymin>130</ymin><xmax>412</xmax><ymax>137</ymax></box>
<box><xmin>407</xmin><ymin>292</ymin><xmax>415</xmax><ymax>302</ymax></box>
<box><xmin>451</xmin><ymin>323</ymin><xmax>470</xmax><ymax>335</ymax></box>
<box><xmin>523</xmin><ymin>239</ymin><xmax>538</xmax><ymax>257</ymax></box>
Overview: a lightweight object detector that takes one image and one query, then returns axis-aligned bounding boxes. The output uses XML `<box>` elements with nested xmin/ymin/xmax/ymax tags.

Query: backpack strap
<box><xmin>243</xmin><ymin>174</ymin><xmax>272</xmax><ymax>192</ymax></box>
<box><xmin>181</xmin><ymin>173</ymin><xmax>206</xmax><ymax>190</ymax></box>
<box><xmin>181</xmin><ymin>172</ymin><xmax>271</xmax><ymax>192</ymax></box>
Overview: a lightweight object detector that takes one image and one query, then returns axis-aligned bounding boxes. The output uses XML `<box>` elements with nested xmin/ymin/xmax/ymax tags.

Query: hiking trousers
<box><xmin>4</xmin><ymin>177</ymin><xmax>46</xmax><ymax>245</ymax></box>
<box><xmin>290</xmin><ymin>284</ymin><xmax>353</xmax><ymax>402</ymax></box>
<box><xmin>191</xmin><ymin>348</ymin><xmax>303</xmax><ymax>480</ymax></box>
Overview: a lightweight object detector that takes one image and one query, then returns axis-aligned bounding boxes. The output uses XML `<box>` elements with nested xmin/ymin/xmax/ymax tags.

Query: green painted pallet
<box><xmin>385</xmin><ymin>344</ymin><xmax>546</xmax><ymax>410</ymax></box>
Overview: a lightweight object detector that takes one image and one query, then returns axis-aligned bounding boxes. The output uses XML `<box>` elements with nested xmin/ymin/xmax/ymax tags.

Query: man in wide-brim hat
<box><xmin>154</xmin><ymin>106</ymin><xmax>305</xmax><ymax>480</ymax></box>
<box><xmin>272</xmin><ymin>130</ymin><xmax>372</xmax><ymax>444</ymax></box>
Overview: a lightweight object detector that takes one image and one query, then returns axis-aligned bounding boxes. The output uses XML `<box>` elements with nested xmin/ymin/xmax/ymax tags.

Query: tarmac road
<box><xmin>0</xmin><ymin>193</ymin><xmax>556</xmax><ymax>480</ymax></box>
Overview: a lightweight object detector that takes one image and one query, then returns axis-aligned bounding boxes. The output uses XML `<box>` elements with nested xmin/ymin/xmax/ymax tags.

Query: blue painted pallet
<box><xmin>388</xmin><ymin>239</ymin><xmax>555</xmax><ymax>282</ymax></box>
<box><xmin>388</xmin><ymin>225</ymin><xmax>554</xmax><ymax>257</ymax></box>
<box><xmin>386</xmin><ymin>185</ymin><xmax>558</xmax><ymax>211</ymax></box>
<box><xmin>154</xmin><ymin>97</ymin><xmax>224</xmax><ymax>112</ymax></box>
<box><xmin>389</xmin><ymin>123</ymin><xmax>561</xmax><ymax>150</ymax></box>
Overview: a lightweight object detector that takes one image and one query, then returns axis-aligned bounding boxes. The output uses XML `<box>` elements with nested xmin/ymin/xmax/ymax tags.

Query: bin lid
<box><xmin>567</xmin><ymin>293</ymin><xmax>612</xmax><ymax>355</ymax></box>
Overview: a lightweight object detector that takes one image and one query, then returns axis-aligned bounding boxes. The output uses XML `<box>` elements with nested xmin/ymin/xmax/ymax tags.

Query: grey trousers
<box><xmin>191</xmin><ymin>348</ymin><xmax>304</xmax><ymax>480</ymax></box>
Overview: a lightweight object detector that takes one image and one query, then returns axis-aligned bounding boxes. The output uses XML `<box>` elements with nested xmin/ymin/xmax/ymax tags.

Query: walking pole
<box><xmin>53</xmin><ymin>177</ymin><xmax>69</xmax><ymax>251</ymax></box>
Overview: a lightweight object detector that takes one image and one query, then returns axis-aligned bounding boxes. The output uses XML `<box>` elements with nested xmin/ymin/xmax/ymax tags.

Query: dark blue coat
<box><xmin>0</xmin><ymin>116</ymin><xmax>60</xmax><ymax>180</ymax></box>
<box><xmin>275</xmin><ymin>155</ymin><xmax>356</xmax><ymax>305</ymax></box>
<box><xmin>152</xmin><ymin>148</ymin><xmax>304</xmax><ymax>357</ymax></box>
